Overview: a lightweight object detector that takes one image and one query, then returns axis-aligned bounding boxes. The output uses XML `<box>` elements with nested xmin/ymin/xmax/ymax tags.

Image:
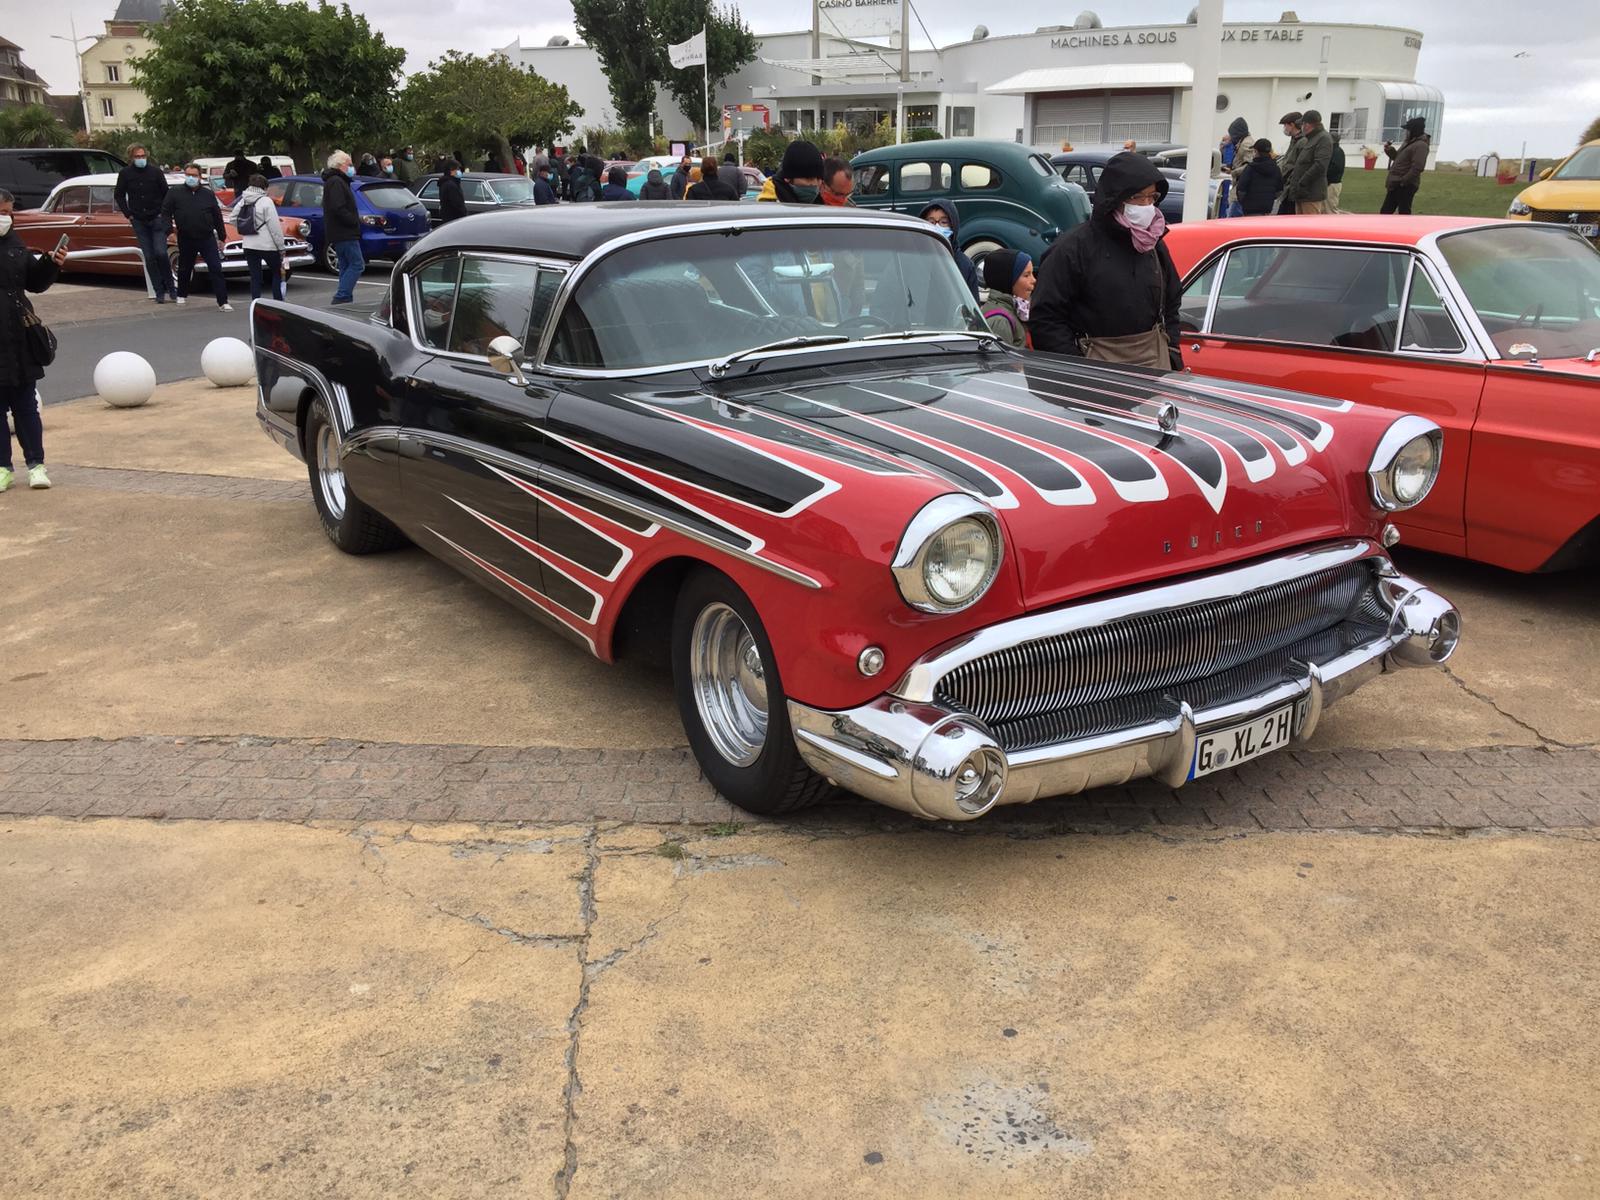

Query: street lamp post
<box><xmin>51</xmin><ymin>17</ymin><xmax>95</xmax><ymax>136</ymax></box>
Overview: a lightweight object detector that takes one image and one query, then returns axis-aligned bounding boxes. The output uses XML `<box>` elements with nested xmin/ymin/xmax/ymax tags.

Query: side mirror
<box><xmin>487</xmin><ymin>335</ymin><xmax>527</xmax><ymax>385</ymax></box>
<box><xmin>1538</xmin><ymin>167</ymin><xmax>1553</xmax><ymax>180</ymax></box>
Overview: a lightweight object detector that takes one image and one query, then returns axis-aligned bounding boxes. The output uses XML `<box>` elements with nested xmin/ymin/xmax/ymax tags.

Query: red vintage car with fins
<box><xmin>250</xmin><ymin>205</ymin><xmax>1460</xmax><ymax>820</ymax></box>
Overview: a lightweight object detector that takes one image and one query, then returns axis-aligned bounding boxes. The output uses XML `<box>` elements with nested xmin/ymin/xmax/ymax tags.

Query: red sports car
<box><xmin>1164</xmin><ymin>216</ymin><xmax>1600</xmax><ymax>572</ymax></box>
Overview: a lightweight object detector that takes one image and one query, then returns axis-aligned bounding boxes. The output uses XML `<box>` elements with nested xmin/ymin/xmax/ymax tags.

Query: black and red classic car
<box><xmin>250</xmin><ymin>204</ymin><xmax>1459</xmax><ymax>820</ymax></box>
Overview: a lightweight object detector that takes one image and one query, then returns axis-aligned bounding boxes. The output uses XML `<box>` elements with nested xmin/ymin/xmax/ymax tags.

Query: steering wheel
<box><xmin>836</xmin><ymin>314</ymin><xmax>892</xmax><ymax>332</ymax></box>
<box><xmin>1514</xmin><ymin>302</ymin><xmax>1545</xmax><ymax>329</ymax></box>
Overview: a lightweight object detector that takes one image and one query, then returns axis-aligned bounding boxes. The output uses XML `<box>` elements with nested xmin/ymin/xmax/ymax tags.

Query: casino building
<box><xmin>501</xmin><ymin>9</ymin><xmax>1443</xmax><ymax>159</ymax></box>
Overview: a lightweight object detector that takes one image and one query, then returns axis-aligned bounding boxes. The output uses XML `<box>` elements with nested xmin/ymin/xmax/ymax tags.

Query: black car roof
<box><xmin>414</xmin><ymin>202</ymin><xmax>923</xmax><ymax>260</ymax></box>
<box><xmin>415</xmin><ymin>172</ymin><xmax>533</xmax><ymax>182</ymax></box>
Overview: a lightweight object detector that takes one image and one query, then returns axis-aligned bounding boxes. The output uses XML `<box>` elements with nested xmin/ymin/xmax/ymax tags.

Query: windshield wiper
<box><xmin>707</xmin><ymin>336</ymin><xmax>850</xmax><ymax>378</ymax></box>
<box><xmin>860</xmin><ymin>329</ymin><xmax>1001</xmax><ymax>349</ymax></box>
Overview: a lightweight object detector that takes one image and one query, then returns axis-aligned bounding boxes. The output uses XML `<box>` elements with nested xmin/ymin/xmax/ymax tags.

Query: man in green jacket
<box><xmin>1275</xmin><ymin>112</ymin><xmax>1304</xmax><ymax>214</ymax></box>
<box><xmin>1283</xmin><ymin>109</ymin><xmax>1333</xmax><ymax>214</ymax></box>
<box><xmin>394</xmin><ymin>146</ymin><xmax>418</xmax><ymax>185</ymax></box>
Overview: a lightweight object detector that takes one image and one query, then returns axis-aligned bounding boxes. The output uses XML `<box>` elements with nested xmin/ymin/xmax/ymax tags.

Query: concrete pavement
<box><xmin>3</xmin><ymin>817</ymin><xmax>1596</xmax><ymax>1198</ymax></box>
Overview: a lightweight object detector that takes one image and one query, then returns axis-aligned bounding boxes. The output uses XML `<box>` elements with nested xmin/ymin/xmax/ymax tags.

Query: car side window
<box><xmin>1211</xmin><ymin>245</ymin><xmax>1407</xmax><ymax>351</ymax></box>
<box><xmin>898</xmin><ymin>161</ymin><xmax>951</xmax><ymax>194</ymax></box>
<box><xmin>1179</xmin><ymin>258</ymin><xmax>1219</xmax><ymax>333</ymax></box>
<box><xmin>89</xmin><ymin>185</ymin><xmax>116</xmax><ymax>213</ymax></box>
<box><xmin>418</xmin><ymin>179</ymin><xmax>439</xmax><ymax>200</ymax></box>
<box><xmin>959</xmin><ymin>163</ymin><xmax>1001</xmax><ymax>190</ymax></box>
<box><xmin>448</xmin><ymin>257</ymin><xmax>544</xmax><ymax>357</ymax></box>
<box><xmin>298</xmin><ymin>181</ymin><xmax>324</xmax><ymax>207</ymax></box>
<box><xmin>462</xmin><ymin>179</ymin><xmax>491</xmax><ymax>203</ymax></box>
<box><xmin>1060</xmin><ymin>164</ymin><xmax>1092</xmax><ymax>189</ymax></box>
<box><xmin>853</xmin><ymin>165</ymin><xmax>890</xmax><ymax>196</ymax></box>
<box><xmin>1400</xmin><ymin>262</ymin><xmax>1467</xmax><ymax>354</ymax></box>
<box><xmin>266</xmin><ymin>180</ymin><xmax>291</xmax><ymax>204</ymax></box>
<box><xmin>412</xmin><ymin>256</ymin><xmax>462</xmax><ymax>350</ymax></box>
<box><xmin>54</xmin><ymin>187</ymin><xmax>91</xmax><ymax>214</ymax></box>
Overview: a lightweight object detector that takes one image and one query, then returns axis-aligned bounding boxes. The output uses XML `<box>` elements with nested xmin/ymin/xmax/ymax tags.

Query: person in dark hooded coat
<box><xmin>639</xmin><ymin>168</ymin><xmax>673</xmax><ymax>200</ymax></box>
<box><xmin>917</xmin><ymin>201</ymin><xmax>979</xmax><ymax>302</ymax></box>
<box><xmin>1028</xmin><ymin>151</ymin><xmax>1183</xmax><ymax>370</ymax></box>
<box><xmin>755</xmin><ymin>140</ymin><xmax>827</xmax><ymax>204</ymax></box>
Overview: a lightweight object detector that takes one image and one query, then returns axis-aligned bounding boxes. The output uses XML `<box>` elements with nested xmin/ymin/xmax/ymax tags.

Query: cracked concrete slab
<box><xmin>0</xmin><ymin>486</ymin><xmax>680</xmax><ymax>749</ymax></box>
<box><xmin>0</xmin><ymin>817</ymin><xmax>579</xmax><ymax>1199</ymax></box>
<box><xmin>43</xmin><ymin>382</ymin><xmax>306</xmax><ymax>483</ymax></box>
<box><xmin>570</xmin><ymin>826</ymin><xmax>1600</xmax><ymax>1198</ymax></box>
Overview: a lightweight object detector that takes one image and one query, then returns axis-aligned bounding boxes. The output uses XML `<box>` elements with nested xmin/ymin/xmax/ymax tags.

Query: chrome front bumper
<box><xmin>788</xmin><ymin>543</ymin><xmax>1459</xmax><ymax>821</ymax></box>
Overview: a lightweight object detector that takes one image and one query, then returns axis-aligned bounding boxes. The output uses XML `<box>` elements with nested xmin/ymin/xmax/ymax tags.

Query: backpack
<box><xmin>234</xmin><ymin>195</ymin><xmax>262</xmax><ymax>235</ymax></box>
<box><xmin>568</xmin><ymin>166</ymin><xmax>599</xmax><ymax>203</ymax></box>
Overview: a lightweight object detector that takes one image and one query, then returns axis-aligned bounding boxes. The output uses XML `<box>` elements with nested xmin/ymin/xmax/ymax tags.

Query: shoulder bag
<box><xmin>1078</xmin><ymin>254</ymin><xmax>1170</xmax><ymax>369</ymax></box>
<box><xmin>20</xmin><ymin>296</ymin><xmax>56</xmax><ymax>368</ymax></box>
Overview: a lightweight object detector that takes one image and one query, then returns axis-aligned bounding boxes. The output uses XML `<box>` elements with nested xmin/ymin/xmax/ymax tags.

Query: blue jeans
<box><xmin>130</xmin><ymin>214</ymin><xmax>174</xmax><ymax>297</ymax></box>
<box><xmin>0</xmin><ymin>384</ymin><xmax>45</xmax><ymax>469</ymax></box>
<box><xmin>332</xmin><ymin>239</ymin><xmax>364</xmax><ymax>303</ymax></box>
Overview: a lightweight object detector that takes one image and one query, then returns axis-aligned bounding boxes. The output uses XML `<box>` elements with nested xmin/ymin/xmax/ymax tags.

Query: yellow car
<box><xmin>1507</xmin><ymin>140</ymin><xmax>1599</xmax><ymax>242</ymax></box>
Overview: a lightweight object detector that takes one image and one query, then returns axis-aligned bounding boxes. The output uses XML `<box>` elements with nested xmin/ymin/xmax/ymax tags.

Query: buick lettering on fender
<box><xmin>251</xmin><ymin>205</ymin><xmax>1460</xmax><ymax>821</ymax></box>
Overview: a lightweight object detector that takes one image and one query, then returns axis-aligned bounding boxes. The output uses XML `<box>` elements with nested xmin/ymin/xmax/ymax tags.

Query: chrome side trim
<box><xmin>790</xmin><ymin>567</ymin><xmax>1457</xmax><ymax>820</ymax></box>
<box><xmin>394</xmin><ymin>428</ymin><xmax>822</xmax><ymax>590</ymax></box>
<box><xmin>891</xmin><ymin>539</ymin><xmax>1379</xmax><ymax>704</ymax></box>
<box><xmin>252</xmin><ymin>342</ymin><xmax>347</xmax><ymax>439</ymax></box>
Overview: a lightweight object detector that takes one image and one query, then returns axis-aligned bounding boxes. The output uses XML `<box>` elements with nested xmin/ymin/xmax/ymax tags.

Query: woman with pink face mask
<box><xmin>1028</xmin><ymin>152</ymin><xmax>1183</xmax><ymax>370</ymax></box>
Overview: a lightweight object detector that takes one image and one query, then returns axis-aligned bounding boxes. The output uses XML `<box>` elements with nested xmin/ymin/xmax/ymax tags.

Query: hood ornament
<box><xmin>1156</xmin><ymin>401</ymin><xmax>1180</xmax><ymax>434</ymax></box>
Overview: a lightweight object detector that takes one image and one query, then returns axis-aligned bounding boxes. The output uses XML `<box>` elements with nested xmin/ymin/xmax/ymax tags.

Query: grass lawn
<box><xmin>1334</xmin><ymin>168</ymin><xmax>1521</xmax><ymax>218</ymax></box>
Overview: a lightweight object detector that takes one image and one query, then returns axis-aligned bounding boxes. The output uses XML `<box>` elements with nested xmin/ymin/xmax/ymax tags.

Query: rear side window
<box><xmin>90</xmin><ymin>185</ymin><xmax>116</xmax><ymax>212</ymax></box>
<box><xmin>1028</xmin><ymin>155</ymin><xmax>1055</xmax><ymax>177</ymax></box>
<box><xmin>413</xmin><ymin>256</ymin><xmax>462</xmax><ymax>350</ymax></box>
<box><xmin>361</xmin><ymin>182</ymin><xmax>425</xmax><ymax>211</ymax></box>
<box><xmin>53</xmin><ymin>187</ymin><xmax>91</xmax><ymax>213</ymax></box>
<box><xmin>959</xmin><ymin>163</ymin><xmax>1001</xmax><ymax>190</ymax></box>
<box><xmin>898</xmin><ymin>161</ymin><xmax>951</xmax><ymax>194</ymax></box>
<box><xmin>418</xmin><ymin>178</ymin><xmax>440</xmax><ymax>200</ymax></box>
<box><xmin>448</xmin><ymin>258</ymin><xmax>544</xmax><ymax>357</ymax></box>
<box><xmin>295</xmin><ymin>181</ymin><xmax>324</xmax><ymax>207</ymax></box>
<box><xmin>266</xmin><ymin>180</ymin><xmax>291</xmax><ymax>204</ymax></box>
<box><xmin>1211</xmin><ymin>245</ymin><xmax>1408</xmax><ymax>350</ymax></box>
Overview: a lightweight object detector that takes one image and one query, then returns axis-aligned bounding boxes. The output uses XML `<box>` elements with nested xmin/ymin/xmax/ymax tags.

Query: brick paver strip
<box><xmin>53</xmin><ymin>464</ymin><xmax>307</xmax><ymax>503</ymax></box>
<box><xmin>1</xmin><ymin>736</ymin><xmax>1596</xmax><ymax>830</ymax></box>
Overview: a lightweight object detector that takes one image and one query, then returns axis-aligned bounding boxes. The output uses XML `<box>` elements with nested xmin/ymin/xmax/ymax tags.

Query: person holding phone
<box><xmin>0</xmin><ymin>187</ymin><xmax>68</xmax><ymax>491</ymax></box>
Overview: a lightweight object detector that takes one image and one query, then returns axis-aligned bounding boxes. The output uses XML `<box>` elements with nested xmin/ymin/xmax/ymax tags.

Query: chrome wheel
<box><xmin>690</xmin><ymin>602</ymin><xmax>769</xmax><ymax>767</ymax></box>
<box><xmin>314</xmin><ymin>423</ymin><xmax>346</xmax><ymax>520</ymax></box>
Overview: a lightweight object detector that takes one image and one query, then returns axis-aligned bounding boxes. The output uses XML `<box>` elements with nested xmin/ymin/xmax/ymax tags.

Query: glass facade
<box><xmin>1382</xmin><ymin>98</ymin><xmax>1442</xmax><ymax>146</ymax></box>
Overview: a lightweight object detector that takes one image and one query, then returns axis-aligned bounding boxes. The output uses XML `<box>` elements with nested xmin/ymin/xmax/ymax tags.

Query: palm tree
<box><xmin>0</xmin><ymin>104</ymin><xmax>73</xmax><ymax>149</ymax></box>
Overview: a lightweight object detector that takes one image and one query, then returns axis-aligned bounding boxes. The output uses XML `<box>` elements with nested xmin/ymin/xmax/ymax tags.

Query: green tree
<box><xmin>1581</xmin><ymin>114</ymin><xmax>1600</xmax><ymax>145</ymax></box>
<box><xmin>401</xmin><ymin>51</ymin><xmax>581</xmax><ymax>170</ymax></box>
<box><xmin>649</xmin><ymin>0</ymin><xmax>758</xmax><ymax>136</ymax></box>
<box><xmin>132</xmin><ymin>0</ymin><xmax>404</xmax><ymax>173</ymax></box>
<box><xmin>0</xmin><ymin>105</ymin><xmax>73</xmax><ymax>149</ymax></box>
<box><xmin>571</xmin><ymin>0</ymin><xmax>659</xmax><ymax>129</ymax></box>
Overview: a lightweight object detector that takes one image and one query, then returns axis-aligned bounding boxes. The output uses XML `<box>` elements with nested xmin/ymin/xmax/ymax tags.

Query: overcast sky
<box><xmin>13</xmin><ymin>0</ymin><xmax>1597</xmax><ymax>158</ymax></box>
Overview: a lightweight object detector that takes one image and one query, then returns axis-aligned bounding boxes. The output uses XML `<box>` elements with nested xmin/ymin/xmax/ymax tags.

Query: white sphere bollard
<box><xmin>94</xmin><ymin>351</ymin><xmax>158</xmax><ymax>408</ymax></box>
<box><xmin>201</xmin><ymin>336</ymin><xmax>255</xmax><ymax>388</ymax></box>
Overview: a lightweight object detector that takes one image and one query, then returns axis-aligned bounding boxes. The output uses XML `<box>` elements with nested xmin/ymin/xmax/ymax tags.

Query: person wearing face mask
<box><xmin>756</xmin><ymin>141</ymin><xmax>827</xmax><ymax>204</ymax></box>
<box><xmin>1029</xmin><ymin>151</ymin><xmax>1182</xmax><ymax>370</ymax></box>
<box><xmin>980</xmin><ymin>250</ymin><xmax>1036</xmax><ymax>349</ymax></box>
<box><xmin>395</xmin><ymin>146</ymin><xmax>418</xmax><ymax>185</ymax></box>
<box><xmin>438</xmin><ymin>159</ymin><xmax>467</xmax><ymax>222</ymax></box>
<box><xmin>0</xmin><ymin>188</ymin><xmax>68</xmax><ymax>492</ymax></box>
<box><xmin>917</xmin><ymin>202</ymin><xmax>980</xmax><ymax>302</ymax></box>
<box><xmin>379</xmin><ymin>155</ymin><xmax>396</xmax><ymax>177</ymax></box>
<box><xmin>160</xmin><ymin>163</ymin><xmax>232</xmax><ymax>311</ymax></box>
<box><xmin>113</xmin><ymin>143</ymin><xmax>174</xmax><ymax>303</ymax></box>
<box><xmin>532</xmin><ymin>158</ymin><xmax>560</xmax><ymax>205</ymax></box>
<box><xmin>321</xmin><ymin>150</ymin><xmax>364</xmax><ymax>305</ymax></box>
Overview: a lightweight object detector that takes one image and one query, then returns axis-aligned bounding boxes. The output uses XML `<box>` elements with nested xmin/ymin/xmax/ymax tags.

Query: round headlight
<box><xmin>1388</xmin><ymin>435</ymin><xmax>1438</xmax><ymax>506</ymax></box>
<box><xmin>923</xmin><ymin>518</ymin><xmax>995</xmax><ymax>607</ymax></box>
<box><xmin>892</xmin><ymin>497</ymin><xmax>1004</xmax><ymax>613</ymax></box>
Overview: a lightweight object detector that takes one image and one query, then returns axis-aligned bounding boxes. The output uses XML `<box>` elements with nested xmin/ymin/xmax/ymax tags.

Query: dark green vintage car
<box><xmin>848</xmin><ymin>139</ymin><xmax>1090</xmax><ymax>264</ymax></box>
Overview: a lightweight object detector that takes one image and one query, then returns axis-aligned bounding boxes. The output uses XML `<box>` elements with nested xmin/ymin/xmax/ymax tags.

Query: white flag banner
<box><xmin>668</xmin><ymin>28</ymin><xmax>707</xmax><ymax>69</ymax></box>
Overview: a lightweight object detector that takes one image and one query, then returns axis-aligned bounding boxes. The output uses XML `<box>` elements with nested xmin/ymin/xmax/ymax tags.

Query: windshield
<box><xmin>361</xmin><ymin>182</ymin><xmax>426</xmax><ymax>211</ymax></box>
<box><xmin>490</xmin><ymin>177</ymin><xmax>535</xmax><ymax>203</ymax></box>
<box><xmin>1553</xmin><ymin>146</ymin><xmax>1600</xmax><ymax>181</ymax></box>
<box><xmin>1439</xmin><ymin>225</ymin><xmax>1600</xmax><ymax>359</ymax></box>
<box><xmin>546</xmin><ymin>226</ymin><xmax>984</xmax><ymax>371</ymax></box>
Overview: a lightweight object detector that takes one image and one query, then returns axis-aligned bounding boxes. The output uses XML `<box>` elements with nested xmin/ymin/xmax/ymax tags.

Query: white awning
<box><xmin>1371</xmin><ymin>81</ymin><xmax>1444</xmax><ymax>103</ymax></box>
<box><xmin>986</xmin><ymin>63</ymin><xmax>1195</xmax><ymax>95</ymax></box>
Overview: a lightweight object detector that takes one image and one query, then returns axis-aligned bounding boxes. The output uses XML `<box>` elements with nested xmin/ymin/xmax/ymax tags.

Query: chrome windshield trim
<box><xmin>890</xmin><ymin>538</ymin><xmax>1382</xmax><ymax>703</ymax></box>
<box><xmin>395</xmin><ymin>428</ymin><xmax>822</xmax><ymax>590</ymax></box>
<box><xmin>531</xmin><ymin>213</ymin><xmax>959</xmax><ymax>374</ymax></box>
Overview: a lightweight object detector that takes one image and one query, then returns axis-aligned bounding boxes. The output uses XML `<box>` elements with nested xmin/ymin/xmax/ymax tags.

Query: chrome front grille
<box><xmin>935</xmin><ymin>560</ymin><xmax>1379</xmax><ymax>726</ymax></box>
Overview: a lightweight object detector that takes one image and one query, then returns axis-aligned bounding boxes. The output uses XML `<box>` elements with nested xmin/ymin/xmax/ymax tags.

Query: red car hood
<box><xmin>749</xmin><ymin>355</ymin><xmax>1388</xmax><ymax>610</ymax></box>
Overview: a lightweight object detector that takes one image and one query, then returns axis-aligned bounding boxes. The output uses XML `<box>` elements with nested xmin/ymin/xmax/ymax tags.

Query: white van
<box><xmin>194</xmin><ymin>155</ymin><xmax>297</xmax><ymax>190</ymax></box>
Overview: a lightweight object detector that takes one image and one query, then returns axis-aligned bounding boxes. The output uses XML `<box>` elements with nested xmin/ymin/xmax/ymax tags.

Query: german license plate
<box><xmin>1575</xmin><ymin>223</ymin><xmax>1599</xmax><ymax>239</ymax></box>
<box><xmin>1189</xmin><ymin>699</ymin><xmax>1307</xmax><ymax>779</ymax></box>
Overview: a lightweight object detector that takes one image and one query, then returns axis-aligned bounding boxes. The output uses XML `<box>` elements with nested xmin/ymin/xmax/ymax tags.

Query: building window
<box><xmin>945</xmin><ymin>106</ymin><xmax>975</xmax><ymax>138</ymax></box>
<box><xmin>1381</xmin><ymin>99</ymin><xmax>1442</xmax><ymax>146</ymax></box>
<box><xmin>904</xmin><ymin>106</ymin><xmax>937</xmax><ymax>130</ymax></box>
<box><xmin>106</xmin><ymin>64</ymin><xmax>120</xmax><ymax>82</ymax></box>
<box><xmin>779</xmin><ymin>108</ymin><xmax>800</xmax><ymax>132</ymax></box>
<box><xmin>101</xmin><ymin>97</ymin><xmax>115</xmax><ymax>118</ymax></box>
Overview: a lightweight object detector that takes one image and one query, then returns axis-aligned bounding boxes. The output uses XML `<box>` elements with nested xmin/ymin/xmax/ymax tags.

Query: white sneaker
<box><xmin>27</xmin><ymin>465</ymin><xmax>50</xmax><ymax>490</ymax></box>
<box><xmin>175</xmin><ymin>296</ymin><xmax>187</xmax><ymax>305</ymax></box>
<box><xmin>219</xmin><ymin>303</ymin><xmax>234</xmax><ymax>312</ymax></box>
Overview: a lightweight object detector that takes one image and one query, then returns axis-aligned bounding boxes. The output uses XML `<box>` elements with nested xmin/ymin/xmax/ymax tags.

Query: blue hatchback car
<box><xmin>265</xmin><ymin>175</ymin><xmax>431</xmax><ymax>273</ymax></box>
